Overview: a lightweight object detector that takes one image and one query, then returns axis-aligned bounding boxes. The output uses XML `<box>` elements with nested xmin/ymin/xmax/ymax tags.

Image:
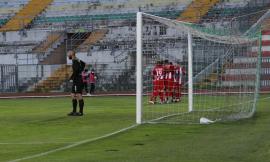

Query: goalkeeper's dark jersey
<box><xmin>70</xmin><ymin>58</ymin><xmax>85</xmax><ymax>82</ymax></box>
<box><xmin>70</xmin><ymin>58</ymin><xmax>85</xmax><ymax>94</ymax></box>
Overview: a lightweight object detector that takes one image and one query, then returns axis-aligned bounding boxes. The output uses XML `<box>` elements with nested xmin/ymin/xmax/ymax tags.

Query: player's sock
<box><xmin>150</xmin><ymin>95</ymin><xmax>156</xmax><ymax>103</ymax></box>
<box><xmin>165</xmin><ymin>92</ymin><xmax>169</xmax><ymax>100</ymax></box>
<box><xmin>79</xmin><ymin>99</ymin><xmax>84</xmax><ymax>115</ymax></box>
<box><xmin>160</xmin><ymin>92</ymin><xmax>165</xmax><ymax>103</ymax></box>
<box><xmin>72</xmin><ymin>99</ymin><xmax>77</xmax><ymax>112</ymax></box>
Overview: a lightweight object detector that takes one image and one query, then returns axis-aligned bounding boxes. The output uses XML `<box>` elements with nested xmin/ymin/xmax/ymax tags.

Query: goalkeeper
<box><xmin>67</xmin><ymin>50</ymin><xmax>86</xmax><ymax>116</ymax></box>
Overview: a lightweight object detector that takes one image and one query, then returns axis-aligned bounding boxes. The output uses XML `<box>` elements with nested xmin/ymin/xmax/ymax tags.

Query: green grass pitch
<box><xmin>0</xmin><ymin>95</ymin><xmax>269</xmax><ymax>162</ymax></box>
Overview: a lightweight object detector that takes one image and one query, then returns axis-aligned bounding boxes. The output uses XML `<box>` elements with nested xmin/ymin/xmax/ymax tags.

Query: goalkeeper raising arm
<box><xmin>67</xmin><ymin>50</ymin><xmax>86</xmax><ymax>116</ymax></box>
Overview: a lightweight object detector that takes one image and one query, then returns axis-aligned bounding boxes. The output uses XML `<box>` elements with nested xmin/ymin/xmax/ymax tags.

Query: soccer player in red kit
<box><xmin>174</xmin><ymin>63</ymin><xmax>185</xmax><ymax>102</ymax></box>
<box><xmin>149</xmin><ymin>61</ymin><xmax>165</xmax><ymax>104</ymax></box>
<box><xmin>163</xmin><ymin>60</ymin><xmax>169</xmax><ymax>102</ymax></box>
<box><xmin>164</xmin><ymin>62</ymin><xmax>175</xmax><ymax>103</ymax></box>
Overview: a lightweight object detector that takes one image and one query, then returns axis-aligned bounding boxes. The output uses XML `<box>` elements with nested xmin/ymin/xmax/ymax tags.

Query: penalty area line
<box><xmin>7</xmin><ymin>124</ymin><xmax>138</xmax><ymax>162</ymax></box>
<box><xmin>259</xmin><ymin>96</ymin><xmax>270</xmax><ymax>102</ymax></box>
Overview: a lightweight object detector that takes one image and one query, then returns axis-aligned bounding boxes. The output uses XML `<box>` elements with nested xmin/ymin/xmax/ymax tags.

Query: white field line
<box><xmin>7</xmin><ymin>124</ymin><xmax>138</xmax><ymax>162</ymax></box>
<box><xmin>259</xmin><ymin>96</ymin><xmax>270</xmax><ymax>101</ymax></box>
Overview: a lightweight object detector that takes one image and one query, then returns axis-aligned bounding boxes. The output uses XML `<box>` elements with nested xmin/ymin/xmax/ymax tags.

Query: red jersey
<box><xmin>174</xmin><ymin>65</ymin><xmax>185</xmax><ymax>84</ymax></box>
<box><xmin>89</xmin><ymin>71</ymin><xmax>96</xmax><ymax>83</ymax></box>
<box><xmin>82</xmin><ymin>71</ymin><xmax>89</xmax><ymax>83</ymax></box>
<box><xmin>152</xmin><ymin>65</ymin><xmax>165</xmax><ymax>81</ymax></box>
<box><xmin>164</xmin><ymin>64</ymin><xmax>174</xmax><ymax>81</ymax></box>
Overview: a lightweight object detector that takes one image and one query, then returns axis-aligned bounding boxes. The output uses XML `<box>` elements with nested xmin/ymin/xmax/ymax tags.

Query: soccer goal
<box><xmin>136</xmin><ymin>12</ymin><xmax>262</xmax><ymax>124</ymax></box>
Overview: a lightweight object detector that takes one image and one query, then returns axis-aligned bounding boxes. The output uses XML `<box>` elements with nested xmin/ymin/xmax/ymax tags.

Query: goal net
<box><xmin>136</xmin><ymin>12</ymin><xmax>262</xmax><ymax>124</ymax></box>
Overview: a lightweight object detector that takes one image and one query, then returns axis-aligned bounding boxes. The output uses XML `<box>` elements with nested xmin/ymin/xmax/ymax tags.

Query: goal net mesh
<box><xmin>140</xmin><ymin>13</ymin><xmax>261</xmax><ymax>124</ymax></box>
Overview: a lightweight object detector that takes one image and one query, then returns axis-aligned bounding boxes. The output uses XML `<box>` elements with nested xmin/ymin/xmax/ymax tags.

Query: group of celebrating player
<box><xmin>149</xmin><ymin>60</ymin><xmax>185</xmax><ymax>104</ymax></box>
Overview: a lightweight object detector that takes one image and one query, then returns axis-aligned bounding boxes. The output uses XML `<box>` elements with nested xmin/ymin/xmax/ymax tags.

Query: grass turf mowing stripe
<box><xmin>0</xmin><ymin>142</ymin><xmax>76</xmax><ymax>145</ymax></box>
<box><xmin>0</xmin><ymin>94</ymin><xmax>136</xmax><ymax>99</ymax></box>
<box><xmin>7</xmin><ymin>124</ymin><xmax>138</xmax><ymax>162</ymax></box>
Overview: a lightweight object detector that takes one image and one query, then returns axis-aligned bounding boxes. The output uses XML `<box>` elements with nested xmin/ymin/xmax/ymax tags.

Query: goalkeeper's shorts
<box><xmin>71</xmin><ymin>78</ymin><xmax>83</xmax><ymax>94</ymax></box>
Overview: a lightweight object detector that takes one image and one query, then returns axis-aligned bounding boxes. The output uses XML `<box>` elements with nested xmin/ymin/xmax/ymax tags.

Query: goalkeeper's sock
<box><xmin>79</xmin><ymin>99</ymin><xmax>84</xmax><ymax>114</ymax></box>
<box><xmin>72</xmin><ymin>99</ymin><xmax>77</xmax><ymax>112</ymax></box>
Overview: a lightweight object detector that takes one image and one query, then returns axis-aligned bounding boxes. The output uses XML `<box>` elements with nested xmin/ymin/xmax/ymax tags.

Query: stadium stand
<box><xmin>201</xmin><ymin>0</ymin><xmax>270</xmax><ymax>33</ymax></box>
<box><xmin>260</xmin><ymin>26</ymin><xmax>270</xmax><ymax>91</ymax></box>
<box><xmin>33</xmin><ymin>32</ymin><xmax>63</xmax><ymax>53</ymax></box>
<box><xmin>177</xmin><ymin>0</ymin><xmax>220</xmax><ymax>23</ymax></box>
<box><xmin>0</xmin><ymin>0</ymin><xmax>53</xmax><ymax>31</ymax></box>
<box><xmin>32</xmin><ymin>32</ymin><xmax>67</xmax><ymax>64</ymax></box>
<box><xmin>221</xmin><ymin>21</ymin><xmax>270</xmax><ymax>91</ymax></box>
<box><xmin>31</xmin><ymin>64</ymin><xmax>71</xmax><ymax>92</ymax></box>
<box><xmin>0</xmin><ymin>0</ymin><xmax>269</xmax><ymax>93</ymax></box>
<box><xmin>0</xmin><ymin>0</ymin><xmax>193</xmax><ymax>29</ymax></box>
<box><xmin>188</xmin><ymin>0</ymin><xmax>270</xmax><ymax>90</ymax></box>
<box><xmin>44</xmin><ymin>0</ymin><xmax>191</xmax><ymax>16</ymax></box>
<box><xmin>0</xmin><ymin>0</ymin><xmax>30</xmax><ymax>22</ymax></box>
<box><xmin>40</xmin><ymin>32</ymin><xmax>92</xmax><ymax>64</ymax></box>
<box><xmin>77</xmin><ymin>29</ymin><xmax>108</xmax><ymax>52</ymax></box>
<box><xmin>30</xmin><ymin>0</ymin><xmax>191</xmax><ymax>30</ymax></box>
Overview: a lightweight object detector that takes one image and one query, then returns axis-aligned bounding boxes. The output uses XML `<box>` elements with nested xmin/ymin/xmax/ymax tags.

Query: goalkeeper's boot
<box><xmin>76</xmin><ymin>112</ymin><xmax>84</xmax><ymax>116</ymax></box>
<box><xmin>67</xmin><ymin>112</ymin><xmax>77</xmax><ymax>116</ymax></box>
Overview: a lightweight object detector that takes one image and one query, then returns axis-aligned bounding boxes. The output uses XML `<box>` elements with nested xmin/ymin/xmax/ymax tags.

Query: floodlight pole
<box><xmin>136</xmin><ymin>12</ymin><xmax>143</xmax><ymax>124</ymax></box>
<box><xmin>188</xmin><ymin>30</ymin><xmax>193</xmax><ymax>112</ymax></box>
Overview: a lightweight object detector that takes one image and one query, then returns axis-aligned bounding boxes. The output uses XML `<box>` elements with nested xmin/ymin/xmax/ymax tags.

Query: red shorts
<box><xmin>153</xmin><ymin>80</ymin><xmax>164</xmax><ymax>92</ymax></box>
<box><xmin>174</xmin><ymin>82</ymin><xmax>182</xmax><ymax>98</ymax></box>
<box><xmin>174</xmin><ymin>82</ymin><xmax>179</xmax><ymax>88</ymax></box>
<box><xmin>152</xmin><ymin>80</ymin><xmax>165</xmax><ymax>100</ymax></box>
<box><xmin>165</xmin><ymin>79</ymin><xmax>174</xmax><ymax>90</ymax></box>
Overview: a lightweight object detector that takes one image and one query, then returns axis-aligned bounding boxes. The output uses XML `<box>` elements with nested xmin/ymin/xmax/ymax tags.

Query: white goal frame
<box><xmin>136</xmin><ymin>12</ymin><xmax>194</xmax><ymax>124</ymax></box>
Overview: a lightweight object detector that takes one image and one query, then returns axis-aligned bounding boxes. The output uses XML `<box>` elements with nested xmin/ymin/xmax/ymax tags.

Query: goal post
<box><xmin>187</xmin><ymin>30</ymin><xmax>193</xmax><ymax>113</ymax></box>
<box><xmin>136</xmin><ymin>12</ymin><xmax>143</xmax><ymax>124</ymax></box>
<box><xmin>136</xmin><ymin>12</ymin><xmax>261</xmax><ymax>124</ymax></box>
